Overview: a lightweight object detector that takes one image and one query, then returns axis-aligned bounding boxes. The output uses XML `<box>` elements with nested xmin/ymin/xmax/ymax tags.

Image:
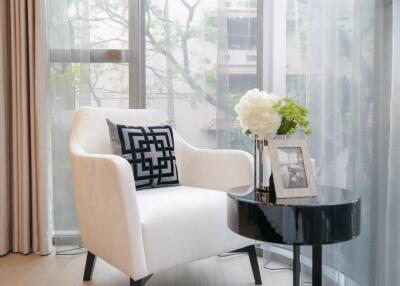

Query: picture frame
<box><xmin>269</xmin><ymin>139</ymin><xmax>317</xmax><ymax>199</ymax></box>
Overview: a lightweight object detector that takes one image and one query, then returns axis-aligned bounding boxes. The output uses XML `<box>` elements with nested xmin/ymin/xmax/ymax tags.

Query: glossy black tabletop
<box><xmin>227</xmin><ymin>185</ymin><xmax>361</xmax><ymax>245</ymax></box>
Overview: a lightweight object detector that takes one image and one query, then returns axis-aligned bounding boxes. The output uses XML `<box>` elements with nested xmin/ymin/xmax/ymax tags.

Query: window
<box><xmin>48</xmin><ymin>0</ymin><xmax>133</xmax><ymax>240</ymax></box>
<box><xmin>228</xmin><ymin>17</ymin><xmax>257</xmax><ymax>50</ymax></box>
<box><xmin>145</xmin><ymin>0</ymin><xmax>258</xmax><ymax>149</ymax></box>
<box><xmin>49</xmin><ymin>0</ymin><xmax>132</xmax><ymax>108</ymax></box>
<box><xmin>246</xmin><ymin>54</ymin><xmax>257</xmax><ymax>61</ymax></box>
<box><xmin>49</xmin><ymin>0</ymin><xmax>259</xmax><ymax>241</ymax></box>
<box><xmin>229</xmin><ymin>74</ymin><xmax>257</xmax><ymax>93</ymax></box>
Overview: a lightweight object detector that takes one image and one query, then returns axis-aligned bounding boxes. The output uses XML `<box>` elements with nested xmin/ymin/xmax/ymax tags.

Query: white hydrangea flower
<box><xmin>234</xmin><ymin>89</ymin><xmax>282</xmax><ymax>139</ymax></box>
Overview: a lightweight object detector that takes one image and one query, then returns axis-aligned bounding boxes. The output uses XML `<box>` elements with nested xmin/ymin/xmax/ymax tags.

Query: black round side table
<box><xmin>227</xmin><ymin>185</ymin><xmax>361</xmax><ymax>286</ymax></box>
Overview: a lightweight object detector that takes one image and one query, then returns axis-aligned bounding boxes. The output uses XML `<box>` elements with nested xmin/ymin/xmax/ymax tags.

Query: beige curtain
<box><xmin>0</xmin><ymin>0</ymin><xmax>52</xmax><ymax>255</ymax></box>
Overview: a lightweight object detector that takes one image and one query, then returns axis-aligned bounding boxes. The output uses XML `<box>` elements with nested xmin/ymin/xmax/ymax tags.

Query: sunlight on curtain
<box><xmin>46</xmin><ymin>2</ymin><xmax>400</xmax><ymax>284</ymax></box>
<box><xmin>48</xmin><ymin>0</ymin><xmax>257</xmax><ymax>244</ymax></box>
<box><xmin>286</xmin><ymin>0</ymin><xmax>375</xmax><ymax>285</ymax></box>
<box><xmin>379</xmin><ymin>0</ymin><xmax>400</xmax><ymax>284</ymax></box>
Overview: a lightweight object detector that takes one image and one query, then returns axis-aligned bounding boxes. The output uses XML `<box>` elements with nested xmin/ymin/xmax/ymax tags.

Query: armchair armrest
<box><xmin>70</xmin><ymin>142</ymin><xmax>148</xmax><ymax>279</ymax></box>
<box><xmin>179</xmin><ymin>144</ymin><xmax>253</xmax><ymax>192</ymax></box>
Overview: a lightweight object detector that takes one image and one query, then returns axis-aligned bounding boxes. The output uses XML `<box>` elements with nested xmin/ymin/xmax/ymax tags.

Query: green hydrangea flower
<box><xmin>273</xmin><ymin>98</ymin><xmax>312</xmax><ymax>137</ymax></box>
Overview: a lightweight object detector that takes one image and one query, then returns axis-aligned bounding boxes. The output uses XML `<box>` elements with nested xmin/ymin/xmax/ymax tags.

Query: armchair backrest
<box><xmin>71</xmin><ymin>106</ymin><xmax>171</xmax><ymax>155</ymax></box>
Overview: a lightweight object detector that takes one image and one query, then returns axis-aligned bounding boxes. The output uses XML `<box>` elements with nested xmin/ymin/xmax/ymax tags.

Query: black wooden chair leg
<box><xmin>232</xmin><ymin>245</ymin><xmax>262</xmax><ymax>285</ymax></box>
<box><xmin>130</xmin><ymin>275</ymin><xmax>152</xmax><ymax>286</ymax></box>
<box><xmin>83</xmin><ymin>251</ymin><xmax>97</xmax><ymax>281</ymax></box>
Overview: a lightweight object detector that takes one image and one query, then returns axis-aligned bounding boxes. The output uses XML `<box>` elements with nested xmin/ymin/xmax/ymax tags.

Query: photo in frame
<box><xmin>269</xmin><ymin>139</ymin><xmax>317</xmax><ymax>199</ymax></box>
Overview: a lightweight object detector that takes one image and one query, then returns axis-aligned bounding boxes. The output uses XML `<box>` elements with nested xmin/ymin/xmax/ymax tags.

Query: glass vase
<box><xmin>254</xmin><ymin>137</ymin><xmax>269</xmax><ymax>191</ymax></box>
<box><xmin>254</xmin><ymin>136</ymin><xmax>275</xmax><ymax>201</ymax></box>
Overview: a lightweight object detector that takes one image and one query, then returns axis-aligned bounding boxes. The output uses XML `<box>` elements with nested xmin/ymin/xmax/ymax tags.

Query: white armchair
<box><xmin>69</xmin><ymin>107</ymin><xmax>261</xmax><ymax>286</ymax></box>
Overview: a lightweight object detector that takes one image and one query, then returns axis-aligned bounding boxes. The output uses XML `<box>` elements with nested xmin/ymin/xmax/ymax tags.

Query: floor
<box><xmin>0</xmin><ymin>251</ymin><xmax>310</xmax><ymax>286</ymax></box>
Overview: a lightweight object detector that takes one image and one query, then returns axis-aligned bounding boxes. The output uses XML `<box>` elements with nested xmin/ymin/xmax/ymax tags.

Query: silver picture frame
<box><xmin>269</xmin><ymin>139</ymin><xmax>317</xmax><ymax>199</ymax></box>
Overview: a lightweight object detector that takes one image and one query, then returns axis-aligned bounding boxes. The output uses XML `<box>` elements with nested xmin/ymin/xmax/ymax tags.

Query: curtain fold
<box><xmin>287</xmin><ymin>0</ymin><xmax>375</xmax><ymax>284</ymax></box>
<box><xmin>0</xmin><ymin>0</ymin><xmax>52</xmax><ymax>256</ymax></box>
<box><xmin>0</xmin><ymin>0</ymin><xmax>11</xmax><ymax>256</ymax></box>
<box><xmin>377</xmin><ymin>1</ymin><xmax>400</xmax><ymax>284</ymax></box>
<box><xmin>48</xmin><ymin>0</ymin><xmax>130</xmax><ymax>243</ymax></box>
<box><xmin>287</xmin><ymin>0</ymin><xmax>400</xmax><ymax>285</ymax></box>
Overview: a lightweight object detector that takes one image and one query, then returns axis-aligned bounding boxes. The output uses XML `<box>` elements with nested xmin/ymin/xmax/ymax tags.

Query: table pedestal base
<box><xmin>227</xmin><ymin>186</ymin><xmax>361</xmax><ymax>286</ymax></box>
<box><xmin>312</xmin><ymin>245</ymin><xmax>322</xmax><ymax>286</ymax></box>
<box><xmin>293</xmin><ymin>245</ymin><xmax>301</xmax><ymax>286</ymax></box>
<box><xmin>292</xmin><ymin>245</ymin><xmax>322</xmax><ymax>286</ymax></box>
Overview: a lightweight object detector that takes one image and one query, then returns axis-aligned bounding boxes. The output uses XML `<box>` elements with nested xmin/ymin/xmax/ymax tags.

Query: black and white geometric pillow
<box><xmin>106</xmin><ymin>119</ymin><xmax>180</xmax><ymax>190</ymax></box>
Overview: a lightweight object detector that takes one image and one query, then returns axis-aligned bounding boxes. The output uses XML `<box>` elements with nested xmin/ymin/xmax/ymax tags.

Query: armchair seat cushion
<box><xmin>137</xmin><ymin>186</ymin><xmax>253</xmax><ymax>274</ymax></box>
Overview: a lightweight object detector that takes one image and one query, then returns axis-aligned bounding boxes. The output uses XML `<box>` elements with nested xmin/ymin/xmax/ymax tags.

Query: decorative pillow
<box><xmin>106</xmin><ymin>119</ymin><xmax>180</xmax><ymax>190</ymax></box>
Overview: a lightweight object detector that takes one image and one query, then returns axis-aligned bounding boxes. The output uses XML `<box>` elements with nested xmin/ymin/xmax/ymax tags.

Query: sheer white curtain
<box><xmin>47</xmin><ymin>1</ymin><xmax>400</xmax><ymax>284</ymax></box>
<box><xmin>145</xmin><ymin>0</ymin><xmax>256</xmax><ymax>151</ymax></box>
<box><xmin>374</xmin><ymin>0</ymin><xmax>400</xmax><ymax>285</ymax></box>
<box><xmin>287</xmin><ymin>0</ymin><xmax>400</xmax><ymax>285</ymax></box>
<box><xmin>47</xmin><ymin>0</ymin><xmax>255</xmax><ymax>244</ymax></box>
<box><xmin>48</xmin><ymin>0</ymin><xmax>129</xmax><ymax>244</ymax></box>
<box><xmin>384</xmin><ymin>1</ymin><xmax>400</xmax><ymax>284</ymax></box>
<box><xmin>145</xmin><ymin>0</ymin><xmax>224</xmax><ymax>148</ymax></box>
